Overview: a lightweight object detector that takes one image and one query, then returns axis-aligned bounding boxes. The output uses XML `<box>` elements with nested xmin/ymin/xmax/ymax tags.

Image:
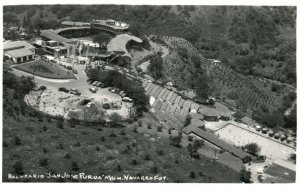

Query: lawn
<box><xmin>13</xmin><ymin>60</ymin><xmax>76</xmax><ymax>79</ymax></box>
<box><xmin>3</xmin><ymin>114</ymin><xmax>241</xmax><ymax>182</ymax></box>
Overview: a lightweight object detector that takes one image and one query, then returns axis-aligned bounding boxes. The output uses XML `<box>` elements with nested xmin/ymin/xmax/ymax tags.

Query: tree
<box><xmin>187</xmin><ymin>139</ymin><xmax>205</xmax><ymax>158</ymax></box>
<box><xmin>190</xmin><ymin>171</ymin><xmax>196</xmax><ymax>178</ymax></box>
<box><xmin>243</xmin><ymin>143</ymin><xmax>261</xmax><ymax>156</ymax></box>
<box><xmin>233</xmin><ymin>110</ymin><xmax>245</xmax><ymax>120</ymax></box>
<box><xmin>39</xmin><ymin>158</ymin><xmax>49</xmax><ymax>167</ymax></box>
<box><xmin>240</xmin><ymin>168</ymin><xmax>252</xmax><ymax>183</ymax></box>
<box><xmin>289</xmin><ymin>153</ymin><xmax>296</xmax><ymax>163</ymax></box>
<box><xmin>195</xmin><ymin>74</ymin><xmax>210</xmax><ymax>100</ymax></box>
<box><xmin>14</xmin><ymin>136</ymin><xmax>21</xmax><ymax>145</ymax></box>
<box><xmin>71</xmin><ymin>161</ymin><xmax>80</xmax><ymax>171</ymax></box>
<box><xmin>148</xmin><ymin>54</ymin><xmax>163</xmax><ymax>80</ymax></box>
<box><xmin>170</xmin><ymin>135</ymin><xmax>182</xmax><ymax>147</ymax></box>
<box><xmin>108</xmin><ymin>112</ymin><xmax>123</xmax><ymax>126</ymax></box>
<box><xmin>3</xmin><ymin>13</ymin><xmax>19</xmax><ymax>26</ymax></box>
<box><xmin>184</xmin><ymin>114</ymin><xmax>191</xmax><ymax>127</ymax></box>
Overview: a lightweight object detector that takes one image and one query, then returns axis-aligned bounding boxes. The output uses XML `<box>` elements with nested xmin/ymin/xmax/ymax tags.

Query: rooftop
<box><xmin>183</xmin><ymin>126</ymin><xmax>250</xmax><ymax>159</ymax></box>
<box><xmin>41</xmin><ymin>29</ymin><xmax>78</xmax><ymax>44</ymax></box>
<box><xmin>198</xmin><ymin>107</ymin><xmax>220</xmax><ymax>117</ymax></box>
<box><xmin>107</xmin><ymin>34</ymin><xmax>142</xmax><ymax>57</ymax></box>
<box><xmin>191</xmin><ymin>119</ymin><xmax>205</xmax><ymax>127</ymax></box>
<box><xmin>55</xmin><ymin>26</ymin><xmax>90</xmax><ymax>34</ymax></box>
<box><xmin>190</xmin><ymin>113</ymin><xmax>204</xmax><ymax>120</ymax></box>
<box><xmin>4</xmin><ymin>40</ymin><xmax>35</xmax><ymax>51</ymax></box>
<box><xmin>61</xmin><ymin>21</ymin><xmax>90</xmax><ymax>26</ymax></box>
<box><xmin>5</xmin><ymin>48</ymin><xmax>34</xmax><ymax>58</ymax></box>
<box><xmin>91</xmin><ymin>19</ymin><xmax>129</xmax><ymax>30</ymax></box>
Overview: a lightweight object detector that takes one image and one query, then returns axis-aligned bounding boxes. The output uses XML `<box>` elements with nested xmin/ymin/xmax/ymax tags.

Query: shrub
<box><xmin>132</xmin><ymin>159</ymin><xmax>138</xmax><ymax>165</ymax></box>
<box><xmin>96</xmin><ymin>146</ymin><xmax>100</xmax><ymax>151</ymax></box>
<box><xmin>240</xmin><ymin>168</ymin><xmax>252</xmax><ymax>183</ymax></box>
<box><xmin>117</xmin><ymin>164</ymin><xmax>122</xmax><ymax>172</ymax></box>
<box><xmin>13</xmin><ymin>161</ymin><xmax>24</xmax><ymax>175</ymax></box>
<box><xmin>188</xmin><ymin>136</ymin><xmax>194</xmax><ymax>142</ymax></box>
<box><xmin>42</xmin><ymin>125</ymin><xmax>48</xmax><ymax>131</ymax></box>
<box><xmin>157</xmin><ymin>125</ymin><xmax>163</xmax><ymax>132</ymax></box>
<box><xmin>14</xmin><ymin>136</ymin><xmax>21</xmax><ymax>145</ymax></box>
<box><xmin>71</xmin><ymin>161</ymin><xmax>80</xmax><ymax>171</ymax></box>
<box><xmin>64</xmin><ymin>153</ymin><xmax>71</xmax><ymax>159</ymax></box>
<box><xmin>151</xmin><ymin>166</ymin><xmax>158</xmax><ymax>173</ymax></box>
<box><xmin>39</xmin><ymin>158</ymin><xmax>49</xmax><ymax>167</ymax></box>
<box><xmin>145</xmin><ymin>154</ymin><xmax>151</xmax><ymax>160</ymax></box>
<box><xmin>157</xmin><ymin>150</ymin><xmax>164</xmax><ymax>155</ymax></box>
<box><xmin>120</xmin><ymin>130</ymin><xmax>126</xmax><ymax>135</ymax></box>
<box><xmin>242</xmin><ymin>143</ymin><xmax>261</xmax><ymax>156</ymax></box>
<box><xmin>190</xmin><ymin>171</ymin><xmax>196</xmax><ymax>178</ymax></box>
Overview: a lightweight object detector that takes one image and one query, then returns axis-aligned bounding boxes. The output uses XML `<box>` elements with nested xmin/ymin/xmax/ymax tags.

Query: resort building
<box><xmin>90</xmin><ymin>19</ymin><xmax>130</xmax><ymax>34</ymax></box>
<box><xmin>198</xmin><ymin>108</ymin><xmax>220</xmax><ymax>121</ymax></box>
<box><xmin>3</xmin><ymin>41</ymin><xmax>36</xmax><ymax>63</ymax></box>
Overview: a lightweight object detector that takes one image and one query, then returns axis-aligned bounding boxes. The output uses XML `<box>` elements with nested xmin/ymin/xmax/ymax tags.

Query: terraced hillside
<box><xmin>154</xmin><ymin>36</ymin><xmax>288</xmax><ymax>112</ymax></box>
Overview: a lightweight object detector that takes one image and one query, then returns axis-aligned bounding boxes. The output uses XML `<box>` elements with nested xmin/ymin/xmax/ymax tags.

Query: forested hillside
<box><xmin>4</xmin><ymin>5</ymin><xmax>296</xmax><ymax>85</ymax></box>
<box><xmin>3</xmin><ymin>5</ymin><xmax>296</xmax><ymax>130</ymax></box>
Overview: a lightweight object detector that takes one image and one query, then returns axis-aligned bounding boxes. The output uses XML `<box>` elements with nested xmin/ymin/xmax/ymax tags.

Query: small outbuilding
<box><xmin>198</xmin><ymin>108</ymin><xmax>220</xmax><ymax>121</ymax></box>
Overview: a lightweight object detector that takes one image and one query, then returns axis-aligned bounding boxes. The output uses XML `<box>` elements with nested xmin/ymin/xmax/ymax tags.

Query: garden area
<box><xmin>13</xmin><ymin>60</ymin><xmax>76</xmax><ymax>79</ymax></box>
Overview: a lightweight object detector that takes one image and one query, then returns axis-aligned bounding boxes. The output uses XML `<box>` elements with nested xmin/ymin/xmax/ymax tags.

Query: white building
<box><xmin>4</xmin><ymin>41</ymin><xmax>36</xmax><ymax>63</ymax></box>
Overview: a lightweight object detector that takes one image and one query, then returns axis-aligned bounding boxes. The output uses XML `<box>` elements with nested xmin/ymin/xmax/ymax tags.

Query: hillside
<box><xmin>3</xmin><ymin>5</ymin><xmax>296</xmax><ymax>129</ymax></box>
<box><xmin>146</xmin><ymin>35</ymin><xmax>295</xmax><ymax>129</ymax></box>
<box><xmin>3</xmin><ymin>5</ymin><xmax>296</xmax><ymax>86</ymax></box>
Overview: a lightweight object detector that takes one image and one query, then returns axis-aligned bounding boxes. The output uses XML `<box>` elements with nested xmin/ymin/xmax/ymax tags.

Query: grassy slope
<box><xmin>13</xmin><ymin>60</ymin><xmax>76</xmax><ymax>79</ymax></box>
<box><xmin>3</xmin><ymin>86</ymin><xmax>240</xmax><ymax>183</ymax></box>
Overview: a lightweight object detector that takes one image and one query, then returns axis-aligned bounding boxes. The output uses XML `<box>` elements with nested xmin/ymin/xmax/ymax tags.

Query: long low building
<box><xmin>182</xmin><ymin>126</ymin><xmax>250</xmax><ymax>160</ymax></box>
<box><xmin>4</xmin><ymin>41</ymin><xmax>35</xmax><ymax>63</ymax></box>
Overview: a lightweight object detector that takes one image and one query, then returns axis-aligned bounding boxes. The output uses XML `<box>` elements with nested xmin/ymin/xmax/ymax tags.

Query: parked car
<box><xmin>92</xmin><ymin>81</ymin><xmax>99</xmax><ymax>86</ymax></box>
<box><xmin>96</xmin><ymin>82</ymin><xmax>103</xmax><ymax>87</ymax></box>
<box><xmin>58</xmin><ymin>87</ymin><xmax>69</xmax><ymax>93</ymax></box>
<box><xmin>86</xmin><ymin>102</ymin><xmax>95</xmax><ymax>108</ymax></box>
<box><xmin>89</xmin><ymin>87</ymin><xmax>98</xmax><ymax>93</ymax></box>
<box><xmin>109</xmin><ymin>87</ymin><xmax>116</xmax><ymax>93</ymax></box>
<box><xmin>122</xmin><ymin>97</ymin><xmax>133</xmax><ymax>102</ymax></box>
<box><xmin>70</xmin><ymin>88</ymin><xmax>81</xmax><ymax>95</ymax></box>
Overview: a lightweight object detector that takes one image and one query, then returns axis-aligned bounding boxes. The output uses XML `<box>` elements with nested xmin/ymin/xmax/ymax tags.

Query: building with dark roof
<box><xmin>182</xmin><ymin>127</ymin><xmax>250</xmax><ymax>160</ymax></box>
<box><xmin>198</xmin><ymin>107</ymin><xmax>220</xmax><ymax>121</ymax></box>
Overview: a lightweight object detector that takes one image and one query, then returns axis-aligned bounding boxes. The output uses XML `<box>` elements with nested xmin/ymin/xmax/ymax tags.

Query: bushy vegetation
<box><xmin>148</xmin><ymin>53</ymin><xmax>164</xmax><ymax>80</ymax></box>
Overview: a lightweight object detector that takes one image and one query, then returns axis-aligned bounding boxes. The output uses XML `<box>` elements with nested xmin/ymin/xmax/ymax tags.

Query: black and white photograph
<box><xmin>1</xmin><ymin>0</ymin><xmax>298</xmax><ymax>184</ymax></box>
